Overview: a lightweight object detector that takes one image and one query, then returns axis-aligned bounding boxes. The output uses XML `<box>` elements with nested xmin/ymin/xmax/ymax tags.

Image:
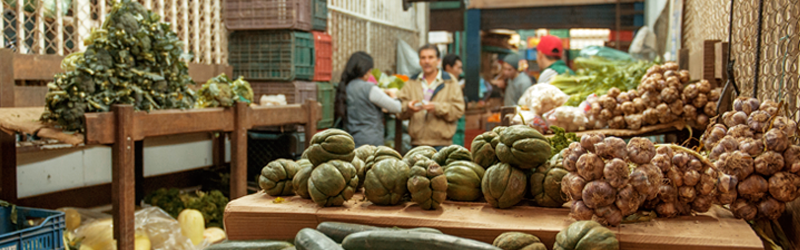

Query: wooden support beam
<box><xmin>464</xmin><ymin>9</ymin><xmax>481</xmax><ymax>102</ymax></box>
<box><xmin>303</xmin><ymin>99</ymin><xmax>317</xmax><ymax>149</ymax></box>
<box><xmin>0</xmin><ymin>49</ymin><xmax>16</xmax><ymax>203</ymax></box>
<box><xmin>84</xmin><ymin>108</ymin><xmax>234</xmax><ymax>144</ymax></box>
<box><xmin>111</xmin><ymin>105</ymin><xmax>135</xmax><ymax>250</ymax></box>
<box><xmin>1</xmin><ymin>50</ymin><xmax>14</xmax><ymax>107</ymax></box>
<box><xmin>703</xmin><ymin>40</ymin><xmax>721</xmax><ymax>87</ymax></box>
<box><xmin>230</xmin><ymin>102</ymin><xmax>248</xmax><ymax>199</ymax></box>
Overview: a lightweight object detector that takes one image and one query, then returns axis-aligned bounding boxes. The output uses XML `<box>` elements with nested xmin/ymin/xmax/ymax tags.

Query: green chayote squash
<box><xmin>407</xmin><ymin>159</ymin><xmax>447</xmax><ymax>210</ymax></box>
<box><xmin>433</xmin><ymin>145</ymin><xmax>473</xmax><ymax>167</ymax></box>
<box><xmin>352</xmin><ymin>157</ymin><xmax>366</xmax><ymax>190</ymax></box>
<box><xmin>364</xmin><ymin>146</ymin><xmax>403</xmax><ymax>173</ymax></box>
<box><xmin>258</xmin><ymin>159</ymin><xmax>299</xmax><ymax>196</ymax></box>
<box><xmin>554</xmin><ymin>221</ymin><xmax>619</xmax><ymax>250</ymax></box>
<box><xmin>493</xmin><ymin>232</ymin><xmax>547</xmax><ymax>250</ymax></box>
<box><xmin>354</xmin><ymin>145</ymin><xmax>377</xmax><ymax>162</ymax></box>
<box><xmin>404</xmin><ymin>146</ymin><xmax>437</xmax><ymax>167</ymax></box>
<box><xmin>364</xmin><ymin>158</ymin><xmax>410</xmax><ymax>206</ymax></box>
<box><xmin>308</xmin><ymin>160</ymin><xmax>359</xmax><ymax>207</ymax></box>
<box><xmin>305</xmin><ymin>129</ymin><xmax>356</xmax><ymax>166</ymax></box>
<box><xmin>293</xmin><ymin>159</ymin><xmax>314</xmax><ymax>199</ymax></box>
<box><xmin>529</xmin><ymin>153</ymin><xmax>569</xmax><ymax>207</ymax></box>
<box><xmin>495</xmin><ymin>125</ymin><xmax>551</xmax><ymax>169</ymax></box>
<box><xmin>482</xmin><ymin>163</ymin><xmax>527</xmax><ymax>209</ymax></box>
<box><xmin>472</xmin><ymin>131</ymin><xmax>499</xmax><ymax>169</ymax></box>
<box><xmin>444</xmin><ymin>160</ymin><xmax>485</xmax><ymax>201</ymax></box>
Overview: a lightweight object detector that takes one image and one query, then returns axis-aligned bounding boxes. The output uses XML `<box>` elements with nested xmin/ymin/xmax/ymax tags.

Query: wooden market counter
<box><xmin>224</xmin><ymin>192</ymin><xmax>763</xmax><ymax>250</ymax></box>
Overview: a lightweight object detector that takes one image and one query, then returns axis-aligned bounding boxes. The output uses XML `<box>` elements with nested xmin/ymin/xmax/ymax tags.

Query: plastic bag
<box><xmin>72</xmin><ymin>207</ymin><xmax>205</xmax><ymax>250</ymax></box>
<box><xmin>578</xmin><ymin>46</ymin><xmax>634</xmax><ymax>62</ymax></box>
<box><xmin>511</xmin><ymin>107</ymin><xmax>548</xmax><ymax>134</ymax></box>
<box><xmin>259</xmin><ymin>94</ymin><xmax>287</xmax><ymax>106</ymax></box>
<box><xmin>629</xmin><ymin>26</ymin><xmax>658</xmax><ymax>61</ymax></box>
<box><xmin>517</xmin><ymin>84</ymin><xmax>569</xmax><ymax>116</ymax></box>
<box><xmin>396</xmin><ymin>39</ymin><xmax>422</xmax><ymax>76</ymax></box>
<box><xmin>544</xmin><ymin>106</ymin><xmax>589</xmax><ymax>132</ymax></box>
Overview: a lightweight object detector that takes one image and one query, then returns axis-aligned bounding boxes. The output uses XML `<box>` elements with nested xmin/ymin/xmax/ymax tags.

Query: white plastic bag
<box><xmin>544</xmin><ymin>106</ymin><xmax>589</xmax><ymax>132</ymax></box>
<box><xmin>517</xmin><ymin>84</ymin><xmax>569</xmax><ymax>116</ymax></box>
<box><xmin>259</xmin><ymin>94</ymin><xmax>287</xmax><ymax>106</ymax></box>
<box><xmin>72</xmin><ymin>207</ymin><xmax>205</xmax><ymax>250</ymax></box>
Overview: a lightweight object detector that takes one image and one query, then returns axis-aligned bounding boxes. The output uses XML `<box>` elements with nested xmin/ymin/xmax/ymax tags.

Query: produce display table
<box><xmin>224</xmin><ymin>192</ymin><xmax>763</xmax><ymax>250</ymax></box>
<box><xmin>544</xmin><ymin>120</ymin><xmax>688</xmax><ymax>139</ymax></box>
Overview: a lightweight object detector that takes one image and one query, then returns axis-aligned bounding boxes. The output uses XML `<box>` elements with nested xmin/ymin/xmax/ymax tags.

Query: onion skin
<box><xmin>718</xmin><ymin>173</ymin><xmax>738</xmax><ymax>194</ymax></box>
<box><xmin>580</xmin><ymin>134</ymin><xmax>605</xmax><ymax>153</ymax></box>
<box><xmin>738</xmin><ymin>175</ymin><xmax>769</xmax><ymax>202</ymax></box>
<box><xmin>616</xmin><ymin>184</ymin><xmax>642</xmax><ymax>216</ymax></box>
<box><xmin>656</xmin><ymin>146</ymin><xmax>674</xmax><ymax>158</ymax></box>
<box><xmin>686</xmin><ymin>159</ymin><xmax>703</xmax><ymax>172</ymax></box>
<box><xmin>594</xmin><ymin>205</ymin><xmax>623</xmax><ymax>226</ymax></box>
<box><xmin>783</xmin><ymin>145</ymin><xmax>800</xmax><ymax>173</ymax></box>
<box><xmin>683</xmin><ymin>170</ymin><xmax>700</xmax><ymax>186</ymax></box>
<box><xmin>670</xmin><ymin>100</ymin><xmax>684</xmax><ymax>115</ymax></box>
<box><xmin>627</xmin><ymin>137</ymin><xmax>656</xmax><ymax>164</ymax></box>
<box><xmin>692</xmin><ymin>195</ymin><xmax>714</xmax><ymax>213</ymax></box>
<box><xmin>731</xmin><ymin>199</ymin><xmax>757</xmax><ymax>220</ymax></box>
<box><xmin>737</xmin><ymin>138</ymin><xmax>763</xmax><ymax>156</ymax></box>
<box><xmin>582</xmin><ymin>181</ymin><xmax>617</xmax><ymax>209</ymax></box>
<box><xmin>656</xmin><ymin>202</ymin><xmax>680</xmax><ymax>218</ymax></box>
<box><xmin>747</xmin><ymin>110</ymin><xmax>771</xmax><ymax>132</ymax></box>
<box><xmin>678</xmin><ymin>186</ymin><xmax>697</xmax><ymax>203</ymax></box>
<box><xmin>754</xmin><ymin>151</ymin><xmax>785</xmax><ymax>176</ymax></box>
<box><xmin>717</xmin><ymin>151</ymin><xmax>755</xmax><ymax>180</ymax></box>
<box><xmin>603</xmin><ymin>159</ymin><xmax>630</xmax><ymax>188</ymax></box>
<box><xmin>562</xmin><ymin>173</ymin><xmax>587</xmax><ymax>201</ymax></box>
<box><xmin>768</xmin><ymin>172</ymin><xmax>799</xmax><ymax>202</ymax></box>
<box><xmin>577</xmin><ymin>153</ymin><xmax>605</xmax><ymax>181</ymax></box>
<box><xmin>727</xmin><ymin>124</ymin><xmax>754</xmax><ymax>139</ymax></box>
<box><xmin>658</xmin><ymin>184</ymin><xmax>678</xmax><ymax>203</ymax></box>
<box><xmin>757</xmin><ymin>197</ymin><xmax>786</xmax><ymax>220</ymax></box>
<box><xmin>672</xmin><ymin>153</ymin><xmax>691</xmax><ymax>169</ymax></box>
<box><xmin>570</xmin><ymin>200</ymin><xmax>594</xmax><ymax>220</ymax></box>
<box><xmin>595</xmin><ymin>137</ymin><xmax>628</xmax><ymax>160</ymax></box>
<box><xmin>563</xmin><ymin>142</ymin><xmax>586</xmax><ymax>172</ymax></box>
<box><xmin>764</xmin><ymin>128</ymin><xmax>789</xmax><ymax>152</ymax></box>
<box><xmin>717</xmin><ymin>190</ymin><xmax>738</xmax><ymax>205</ymax></box>
<box><xmin>667</xmin><ymin>166</ymin><xmax>684</xmax><ymax>187</ymax></box>
<box><xmin>651</xmin><ymin>154</ymin><xmax>672</xmax><ymax>173</ymax></box>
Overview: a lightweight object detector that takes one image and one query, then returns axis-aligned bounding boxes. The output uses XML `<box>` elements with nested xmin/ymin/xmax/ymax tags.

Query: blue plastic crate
<box><xmin>0</xmin><ymin>206</ymin><xmax>65</xmax><ymax>250</ymax></box>
<box><xmin>634</xmin><ymin>2</ymin><xmax>644</xmax><ymax>11</ymax></box>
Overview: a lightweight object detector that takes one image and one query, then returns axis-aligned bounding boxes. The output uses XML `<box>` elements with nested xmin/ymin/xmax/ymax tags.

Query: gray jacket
<box><xmin>345</xmin><ymin>79</ymin><xmax>401</xmax><ymax>147</ymax></box>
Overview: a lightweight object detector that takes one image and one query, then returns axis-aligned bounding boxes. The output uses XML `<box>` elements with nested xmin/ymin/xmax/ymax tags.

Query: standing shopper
<box><xmin>398</xmin><ymin>45</ymin><xmax>465</xmax><ymax>151</ymax></box>
<box><xmin>334</xmin><ymin>52</ymin><xmax>402</xmax><ymax>147</ymax></box>
<box><xmin>536</xmin><ymin>35</ymin><xmax>575</xmax><ymax>84</ymax></box>
<box><xmin>443</xmin><ymin>54</ymin><xmax>465</xmax><ymax>146</ymax></box>
<box><xmin>499</xmin><ymin>53</ymin><xmax>533</xmax><ymax>106</ymax></box>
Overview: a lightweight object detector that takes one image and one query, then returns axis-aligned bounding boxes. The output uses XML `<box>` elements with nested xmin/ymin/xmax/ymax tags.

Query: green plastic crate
<box><xmin>316</xmin><ymin>82</ymin><xmax>334</xmax><ymax>129</ymax></box>
<box><xmin>312</xmin><ymin>0</ymin><xmax>327</xmax><ymax>31</ymax></box>
<box><xmin>229</xmin><ymin>30</ymin><xmax>315</xmax><ymax>81</ymax></box>
<box><xmin>549</xmin><ymin>29</ymin><xmax>570</xmax><ymax>38</ymax></box>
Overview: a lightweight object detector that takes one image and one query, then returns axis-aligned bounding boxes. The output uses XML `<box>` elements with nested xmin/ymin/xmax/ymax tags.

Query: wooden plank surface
<box><xmin>1</xmin><ymin>49</ymin><xmax>14</xmax><ymax>107</ymax></box>
<box><xmin>468</xmin><ymin>0</ymin><xmax>640</xmax><ymax>9</ymax></box>
<box><xmin>247</xmin><ymin>104</ymin><xmax>309</xmax><ymax>128</ymax></box>
<box><xmin>14</xmin><ymin>86</ymin><xmax>48</xmax><ymax>108</ymax></box>
<box><xmin>225</xmin><ymin>193</ymin><xmax>763</xmax><ymax>250</ymax></box>
<box><xmin>12</xmin><ymin>53</ymin><xmax>64</xmax><ymax>80</ymax></box>
<box><xmin>85</xmin><ymin>108</ymin><xmax>234</xmax><ymax>144</ymax></box>
<box><xmin>111</xmin><ymin>105</ymin><xmax>135</xmax><ymax>250</ymax></box>
<box><xmin>188</xmin><ymin>63</ymin><xmax>233</xmax><ymax>83</ymax></box>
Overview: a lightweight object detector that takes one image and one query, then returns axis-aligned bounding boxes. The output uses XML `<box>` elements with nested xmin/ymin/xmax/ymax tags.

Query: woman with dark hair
<box><xmin>334</xmin><ymin>52</ymin><xmax>402</xmax><ymax>147</ymax></box>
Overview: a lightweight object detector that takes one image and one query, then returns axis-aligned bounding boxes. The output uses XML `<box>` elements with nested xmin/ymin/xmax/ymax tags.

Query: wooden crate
<box><xmin>224</xmin><ymin>193</ymin><xmax>763</xmax><ymax>250</ymax></box>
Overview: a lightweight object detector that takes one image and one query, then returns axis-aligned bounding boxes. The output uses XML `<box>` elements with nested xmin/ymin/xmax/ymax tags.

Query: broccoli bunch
<box><xmin>143</xmin><ymin>188</ymin><xmax>229</xmax><ymax>228</ymax></box>
<box><xmin>41</xmin><ymin>0</ymin><xmax>196</xmax><ymax>132</ymax></box>
<box><xmin>195</xmin><ymin>74</ymin><xmax>254</xmax><ymax>108</ymax></box>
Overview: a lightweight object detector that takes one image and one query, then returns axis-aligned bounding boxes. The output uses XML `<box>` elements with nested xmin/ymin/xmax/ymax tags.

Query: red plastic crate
<box><xmin>312</xmin><ymin>31</ymin><xmax>332</xmax><ymax>82</ymax></box>
<box><xmin>609</xmin><ymin>30</ymin><xmax>634</xmax><ymax>42</ymax></box>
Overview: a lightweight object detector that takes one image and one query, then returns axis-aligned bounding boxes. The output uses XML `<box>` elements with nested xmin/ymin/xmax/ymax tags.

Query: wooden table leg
<box><xmin>303</xmin><ymin>100</ymin><xmax>318</xmax><ymax>149</ymax></box>
<box><xmin>0</xmin><ymin>131</ymin><xmax>17</xmax><ymax>203</ymax></box>
<box><xmin>231</xmin><ymin>102</ymin><xmax>248</xmax><ymax>199</ymax></box>
<box><xmin>112</xmin><ymin>105</ymin><xmax>135</xmax><ymax>250</ymax></box>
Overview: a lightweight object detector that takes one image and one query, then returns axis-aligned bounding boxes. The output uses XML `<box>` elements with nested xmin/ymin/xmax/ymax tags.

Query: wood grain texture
<box><xmin>468</xmin><ymin>0</ymin><xmax>638</xmax><ymax>9</ymax></box>
<box><xmin>0</xmin><ymin>49</ymin><xmax>14</xmax><ymax>107</ymax></box>
<box><xmin>13</xmin><ymin>86</ymin><xmax>48</xmax><ymax>108</ymax></box>
<box><xmin>85</xmin><ymin>108</ymin><xmax>234</xmax><ymax>144</ymax></box>
<box><xmin>12</xmin><ymin>53</ymin><xmax>64</xmax><ymax>81</ymax></box>
<box><xmin>247</xmin><ymin>104</ymin><xmax>309</xmax><ymax>128</ymax></box>
<box><xmin>225</xmin><ymin>193</ymin><xmax>763</xmax><ymax>250</ymax></box>
<box><xmin>188</xmin><ymin>63</ymin><xmax>233</xmax><ymax>83</ymax></box>
<box><xmin>230</xmin><ymin>102</ymin><xmax>248</xmax><ymax>199</ymax></box>
<box><xmin>111</xmin><ymin>105</ymin><xmax>135</xmax><ymax>250</ymax></box>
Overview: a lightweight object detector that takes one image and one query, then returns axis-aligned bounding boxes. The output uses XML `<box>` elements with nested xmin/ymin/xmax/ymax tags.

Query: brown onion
<box><xmin>672</xmin><ymin>153</ymin><xmax>691</xmax><ymax>168</ymax></box>
<box><xmin>627</xmin><ymin>89</ymin><xmax>639</xmax><ymax>99</ymax></box>
<box><xmin>570</xmin><ymin>200</ymin><xmax>594</xmax><ymax>220</ymax></box>
<box><xmin>693</xmin><ymin>93</ymin><xmax>708</xmax><ymax>109</ymax></box>
<box><xmin>683</xmin><ymin>105</ymin><xmax>698</xmax><ymax>121</ymax></box>
<box><xmin>724</xmin><ymin>111</ymin><xmax>749</xmax><ymax>128</ymax></box>
<box><xmin>667</xmin><ymin>166</ymin><xmax>684</xmax><ymax>186</ymax></box>
<box><xmin>658</xmin><ymin>184</ymin><xmax>678</xmax><ymax>203</ymax></box>
<box><xmin>562</xmin><ymin>173</ymin><xmax>587</xmax><ymax>201</ymax></box>
<box><xmin>633</xmin><ymin>98</ymin><xmax>647</xmax><ymax>113</ymax></box>
<box><xmin>651</xmin><ymin>154</ymin><xmax>672</xmax><ymax>173</ymax></box>
<box><xmin>582</xmin><ymin>181</ymin><xmax>617</xmax><ymax>209</ymax></box>
<box><xmin>772</xmin><ymin>116</ymin><xmax>798</xmax><ymax>137</ymax></box>
<box><xmin>718</xmin><ymin>190</ymin><xmax>738</xmax><ymax>205</ymax></box>
<box><xmin>656</xmin><ymin>202</ymin><xmax>680</xmax><ymax>218</ymax></box>
<box><xmin>703</xmin><ymin>124</ymin><xmax>728</xmax><ymax>151</ymax></box>
<box><xmin>738</xmin><ymin>175</ymin><xmax>768</xmax><ymax>201</ymax></box>
<box><xmin>737</xmin><ymin>138</ymin><xmax>763</xmax><ymax>156</ymax></box>
<box><xmin>678</xmin><ymin>186</ymin><xmax>697</xmax><ymax>203</ymax></box>
<box><xmin>669</xmin><ymin>100</ymin><xmax>684</xmax><ymax>115</ymax></box>
<box><xmin>609</xmin><ymin>116</ymin><xmax>626</xmax><ymax>129</ymax></box>
<box><xmin>704</xmin><ymin>102</ymin><xmax>718</xmax><ymax>117</ymax></box>
<box><xmin>783</xmin><ymin>145</ymin><xmax>800</xmax><ymax>173</ymax></box>
<box><xmin>624</xmin><ymin>114</ymin><xmax>644</xmax><ymax>130</ymax></box>
<box><xmin>731</xmin><ymin>199</ymin><xmax>758</xmax><ymax>220</ymax></box>
<box><xmin>708</xmin><ymin>88</ymin><xmax>721</xmax><ymax>101</ymax></box>
<box><xmin>621</xmin><ymin>102</ymin><xmax>636</xmax><ymax>115</ymax></box>
<box><xmin>692</xmin><ymin>195</ymin><xmax>714</xmax><ymax>213</ymax></box>
<box><xmin>595</xmin><ymin>137</ymin><xmax>628</xmax><ymax>160</ymax></box>
<box><xmin>758</xmin><ymin>197</ymin><xmax>786</xmax><ymax>220</ymax></box>
<box><xmin>599</xmin><ymin>109</ymin><xmax>613</xmax><ymax>121</ymax></box>
<box><xmin>616</xmin><ymin>184</ymin><xmax>642</xmax><ymax>216</ymax></box>
<box><xmin>604</xmin><ymin>159</ymin><xmax>631</xmax><ymax>188</ymax></box>
<box><xmin>734</xmin><ymin>97</ymin><xmax>760</xmax><ymax>115</ymax></box>
<box><xmin>718</xmin><ymin>173</ymin><xmax>739</xmax><ymax>194</ymax></box>
<box><xmin>683</xmin><ymin>170</ymin><xmax>701</xmax><ymax>186</ymax></box>
<box><xmin>696</xmin><ymin>114</ymin><xmax>710</xmax><ymax>128</ymax></box>
<box><xmin>748</xmin><ymin>110</ymin><xmax>771</xmax><ymax>133</ymax></box>
<box><xmin>563</xmin><ymin>142</ymin><xmax>585</xmax><ymax>172</ymax></box>
<box><xmin>679</xmin><ymin>70</ymin><xmax>691</xmax><ymax>83</ymax></box>
<box><xmin>577</xmin><ymin>153</ymin><xmax>605</xmax><ymax>182</ymax></box>
<box><xmin>759</xmin><ymin>100</ymin><xmax>779</xmax><ymax>116</ymax></box>
<box><xmin>613</xmin><ymin>104</ymin><xmax>624</xmax><ymax>117</ymax></box>
<box><xmin>683</xmin><ymin>84</ymin><xmax>699</xmax><ymax>99</ymax></box>
<box><xmin>686</xmin><ymin>159</ymin><xmax>703</xmax><ymax>172</ymax></box>
<box><xmin>696</xmin><ymin>79</ymin><xmax>711</xmax><ymax>93</ymax></box>
<box><xmin>664</xmin><ymin>70</ymin><xmax>678</xmax><ymax>78</ymax></box>
<box><xmin>697</xmin><ymin>173</ymin><xmax>719</xmax><ymax>196</ymax></box>
<box><xmin>627</xmin><ymin>137</ymin><xmax>656</xmax><ymax>164</ymax></box>
<box><xmin>709</xmin><ymin>136</ymin><xmax>740</xmax><ymax>161</ymax></box>
<box><xmin>754</xmin><ymin>151</ymin><xmax>785</xmax><ymax>176</ymax></box>
<box><xmin>656</xmin><ymin>145</ymin><xmax>674</xmax><ymax>158</ymax></box>
<box><xmin>661</xmin><ymin>87</ymin><xmax>680</xmax><ymax>103</ymax></box>
<box><xmin>594</xmin><ymin>205</ymin><xmax>623</xmax><ymax>226</ymax></box>
<box><xmin>616</xmin><ymin>92</ymin><xmax>631</xmax><ymax>104</ymax></box>
<box><xmin>764</xmin><ymin>128</ymin><xmax>790</xmax><ymax>152</ymax></box>
<box><xmin>580</xmin><ymin>134</ymin><xmax>605</xmax><ymax>153</ymax></box>
<box><xmin>590</xmin><ymin>102</ymin><xmax>602</xmax><ymax>116</ymax></box>
<box><xmin>718</xmin><ymin>151</ymin><xmax>755</xmax><ymax>180</ymax></box>
<box><xmin>656</xmin><ymin>80</ymin><xmax>668</xmax><ymax>91</ymax></box>
<box><xmin>607</xmin><ymin>87</ymin><xmax>621</xmax><ymax>98</ymax></box>
<box><xmin>727</xmin><ymin>124</ymin><xmax>754</xmax><ymax>139</ymax></box>
<box><xmin>768</xmin><ymin>172</ymin><xmax>799</xmax><ymax>202</ymax></box>
<box><xmin>643</xmin><ymin>108</ymin><xmax>659</xmax><ymax>125</ymax></box>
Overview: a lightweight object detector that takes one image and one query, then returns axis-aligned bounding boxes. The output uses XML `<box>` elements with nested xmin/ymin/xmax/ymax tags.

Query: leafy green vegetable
<box><xmin>550</xmin><ymin>57</ymin><xmax>656</xmax><ymax>106</ymax></box>
<box><xmin>549</xmin><ymin>126</ymin><xmax>578</xmax><ymax>157</ymax></box>
<box><xmin>41</xmin><ymin>0</ymin><xmax>197</xmax><ymax>132</ymax></box>
<box><xmin>143</xmin><ymin>188</ymin><xmax>229</xmax><ymax>228</ymax></box>
<box><xmin>195</xmin><ymin>73</ymin><xmax>254</xmax><ymax>108</ymax></box>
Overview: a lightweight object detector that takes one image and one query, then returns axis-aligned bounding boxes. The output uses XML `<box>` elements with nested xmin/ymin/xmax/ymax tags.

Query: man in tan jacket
<box><xmin>397</xmin><ymin>44</ymin><xmax>465</xmax><ymax>150</ymax></box>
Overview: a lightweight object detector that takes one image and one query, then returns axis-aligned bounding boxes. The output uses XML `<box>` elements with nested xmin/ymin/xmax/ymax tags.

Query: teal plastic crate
<box><xmin>230</xmin><ymin>30</ymin><xmax>315</xmax><ymax>81</ymax></box>
<box><xmin>0</xmin><ymin>206</ymin><xmax>65</xmax><ymax>250</ymax></box>
<box><xmin>312</xmin><ymin>0</ymin><xmax>327</xmax><ymax>31</ymax></box>
<box><xmin>316</xmin><ymin>82</ymin><xmax>334</xmax><ymax>129</ymax></box>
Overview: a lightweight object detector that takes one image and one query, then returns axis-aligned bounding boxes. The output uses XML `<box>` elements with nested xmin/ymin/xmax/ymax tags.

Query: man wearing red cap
<box><xmin>536</xmin><ymin>35</ymin><xmax>574</xmax><ymax>84</ymax></box>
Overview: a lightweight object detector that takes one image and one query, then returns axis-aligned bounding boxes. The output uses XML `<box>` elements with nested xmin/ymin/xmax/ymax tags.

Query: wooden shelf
<box><xmin>225</xmin><ymin>193</ymin><xmax>763</xmax><ymax>250</ymax></box>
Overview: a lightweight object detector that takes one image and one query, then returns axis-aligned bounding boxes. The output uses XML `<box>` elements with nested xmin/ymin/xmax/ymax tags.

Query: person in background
<box><xmin>398</xmin><ymin>45</ymin><xmax>465</xmax><ymax>151</ymax></box>
<box><xmin>443</xmin><ymin>54</ymin><xmax>465</xmax><ymax>146</ymax></box>
<box><xmin>334</xmin><ymin>51</ymin><xmax>402</xmax><ymax>147</ymax></box>
<box><xmin>536</xmin><ymin>35</ymin><xmax>575</xmax><ymax>84</ymax></box>
<box><xmin>498</xmin><ymin>53</ymin><xmax>532</xmax><ymax>107</ymax></box>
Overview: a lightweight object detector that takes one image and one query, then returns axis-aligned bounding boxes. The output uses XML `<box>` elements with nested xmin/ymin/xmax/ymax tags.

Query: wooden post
<box><xmin>230</xmin><ymin>102</ymin><xmax>248</xmax><ymax>199</ymax></box>
<box><xmin>703</xmin><ymin>40</ymin><xmax>721</xmax><ymax>87</ymax></box>
<box><xmin>303</xmin><ymin>99</ymin><xmax>318</xmax><ymax>149</ymax></box>
<box><xmin>112</xmin><ymin>105</ymin><xmax>135</xmax><ymax>250</ymax></box>
<box><xmin>720</xmin><ymin>42</ymin><xmax>729</xmax><ymax>85</ymax></box>
<box><xmin>212</xmin><ymin>133</ymin><xmax>226</xmax><ymax>168</ymax></box>
<box><xmin>0</xmin><ymin>49</ymin><xmax>16</xmax><ymax>203</ymax></box>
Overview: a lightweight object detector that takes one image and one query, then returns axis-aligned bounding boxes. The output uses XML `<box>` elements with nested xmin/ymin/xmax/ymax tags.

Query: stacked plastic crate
<box><xmin>225</xmin><ymin>0</ymin><xmax>334</xmax><ymax>129</ymax></box>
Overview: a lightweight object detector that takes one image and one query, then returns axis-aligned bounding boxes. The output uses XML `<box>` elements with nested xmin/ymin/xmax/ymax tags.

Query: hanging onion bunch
<box><xmin>561</xmin><ymin>134</ymin><xmax>663</xmax><ymax>226</ymax></box>
<box><xmin>701</xmin><ymin>97</ymin><xmax>800</xmax><ymax>220</ymax></box>
<box><xmin>645</xmin><ymin>144</ymin><xmax>719</xmax><ymax>218</ymax></box>
<box><xmin>680</xmin><ymin>79</ymin><xmax>721</xmax><ymax>129</ymax></box>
